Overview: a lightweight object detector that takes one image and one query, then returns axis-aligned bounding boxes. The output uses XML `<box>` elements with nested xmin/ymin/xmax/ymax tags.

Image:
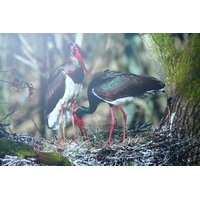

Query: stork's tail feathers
<box><xmin>46</xmin><ymin>110</ymin><xmax>71</xmax><ymax>130</ymax></box>
<box><xmin>144</xmin><ymin>88</ymin><xmax>165</xmax><ymax>95</ymax></box>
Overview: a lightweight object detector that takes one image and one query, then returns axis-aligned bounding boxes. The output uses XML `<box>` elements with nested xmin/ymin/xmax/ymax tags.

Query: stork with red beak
<box><xmin>45</xmin><ymin>42</ymin><xmax>88</xmax><ymax>142</ymax></box>
<box><xmin>73</xmin><ymin>70</ymin><xmax>165</xmax><ymax>145</ymax></box>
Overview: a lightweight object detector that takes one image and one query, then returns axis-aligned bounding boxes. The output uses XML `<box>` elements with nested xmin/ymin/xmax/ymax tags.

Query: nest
<box><xmin>63</xmin><ymin>130</ymin><xmax>200</xmax><ymax>166</ymax></box>
<box><xmin>0</xmin><ymin>155</ymin><xmax>45</xmax><ymax>166</ymax></box>
<box><xmin>1</xmin><ymin>122</ymin><xmax>200</xmax><ymax>166</ymax></box>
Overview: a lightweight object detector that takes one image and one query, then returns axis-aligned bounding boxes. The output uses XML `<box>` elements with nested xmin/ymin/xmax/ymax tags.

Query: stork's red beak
<box><xmin>76</xmin><ymin>52</ymin><xmax>89</xmax><ymax>75</ymax></box>
<box><xmin>73</xmin><ymin>114</ymin><xmax>87</xmax><ymax>138</ymax></box>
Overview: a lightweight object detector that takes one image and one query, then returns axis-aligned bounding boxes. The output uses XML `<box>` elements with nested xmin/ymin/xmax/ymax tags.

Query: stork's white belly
<box><xmin>47</xmin><ymin>76</ymin><xmax>82</xmax><ymax>130</ymax></box>
<box><xmin>92</xmin><ymin>88</ymin><xmax>135</xmax><ymax>105</ymax></box>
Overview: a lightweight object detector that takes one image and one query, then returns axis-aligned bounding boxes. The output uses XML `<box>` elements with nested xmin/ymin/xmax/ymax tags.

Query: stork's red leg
<box><xmin>61</xmin><ymin>105</ymin><xmax>66</xmax><ymax>141</ymax></box>
<box><xmin>117</xmin><ymin>104</ymin><xmax>127</xmax><ymax>143</ymax></box>
<box><xmin>107</xmin><ymin>106</ymin><xmax>116</xmax><ymax>145</ymax></box>
<box><xmin>71</xmin><ymin>103</ymin><xmax>77</xmax><ymax>143</ymax></box>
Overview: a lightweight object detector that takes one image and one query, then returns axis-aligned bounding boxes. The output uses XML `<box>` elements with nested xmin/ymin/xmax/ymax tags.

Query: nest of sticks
<box><xmin>1</xmin><ymin>122</ymin><xmax>200</xmax><ymax>166</ymax></box>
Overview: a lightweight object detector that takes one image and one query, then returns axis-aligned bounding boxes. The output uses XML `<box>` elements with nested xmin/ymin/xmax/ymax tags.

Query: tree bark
<box><xmin>140</xmin><ymin>33</ymin><xmax>200</xmax><ymax>164</ymax></box>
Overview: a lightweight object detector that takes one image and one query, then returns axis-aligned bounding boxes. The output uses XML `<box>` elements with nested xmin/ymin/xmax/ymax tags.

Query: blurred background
<box><xmin>0</xmin><ymin>33</ymin><xmax>190</xmax><ymax>139</ymax></box>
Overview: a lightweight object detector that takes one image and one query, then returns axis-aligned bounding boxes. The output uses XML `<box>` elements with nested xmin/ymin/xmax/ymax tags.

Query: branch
<box><xmin>0</xmin><ymin>109</ymin><xmax>17</xmax><ymax>122</ymax></box>
<box><xmin>31</xmin><ymin>118</ymin><xmax>42</xmax><ymax>135</ymax></box>
<box><xmin>140</xmin><ymin>33</ymin><xmax>180</xmax><ymax>95</ymax></box>
<box><xmin>0</xmin><ymin>80</ymin><xmax>13</xmax><ymax>85</ymax></box>
<box><xmin>0</xmin><ymin>138</ymin><xmax>72</xmax><ymax>166</ymax></box>
<box><xmin>140</xmin><ymin>33</ymin><xmax>178</xmax><ymax>69</ymax></box>
<box><xmin>181</xmin><ymin>33</ymin><xmax>200</xmax><ymax>101</ymax></box>
<box><xmin>140</xmin><ymin>33</ymin><xmax>200</xmax><ymax>102</ymax></box>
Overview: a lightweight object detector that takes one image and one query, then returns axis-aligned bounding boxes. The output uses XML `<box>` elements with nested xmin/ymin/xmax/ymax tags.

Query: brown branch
<box><xmin>31</xmin><ymin>118</ymin><xmax>42</xmax><ymax>135</ymax></box>
<box><xmin>0</xmin><ymin>80</ymin><xmax>13</xmax><ymax>85</ymax></box>
<box><xmin>0</xmin><ymin>109</ymin><xmax>17</xmax><ymax>122</ymax></box>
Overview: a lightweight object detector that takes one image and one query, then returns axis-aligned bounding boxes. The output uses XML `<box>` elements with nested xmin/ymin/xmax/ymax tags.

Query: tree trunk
<box><xmin>159</xmin><ymin>91</ymin><xmax>200</xmax><ymax>138</ymax></box>
<box><xmin>140</xmin><ymin>33</ymin><xmax>200</xmax><ymax>164</ymax></box>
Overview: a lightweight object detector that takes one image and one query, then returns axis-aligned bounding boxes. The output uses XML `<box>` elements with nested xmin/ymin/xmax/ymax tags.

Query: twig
<box><xmin>18</xmin><ymin>34</ymin><xmax>34</xmax><ymax>54</ymax></box>
<box><xmin>31</xmin><ymin>118</ymin><xmax>42</xmax><ymax>135</ymax></box>
<box><xmin>0</xmin><ymin>109</ymin><xmax>17</xmax><ymax>122</ymax></box>
<box><xmin>0</xmin><ymin>80</ymin><xmax>13</xmax><ymax>85</ymax></box>
<box><xmin>14</xmin><ymin>54</ymin><xmax>38</xmax><ymax>69</ymax></box>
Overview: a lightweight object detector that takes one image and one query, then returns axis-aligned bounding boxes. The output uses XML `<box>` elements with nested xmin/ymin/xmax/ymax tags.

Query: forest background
<box><xmin>0</xmin><ymin>33</ymin><xmax>190</xmax><ymax>140</ymax></box>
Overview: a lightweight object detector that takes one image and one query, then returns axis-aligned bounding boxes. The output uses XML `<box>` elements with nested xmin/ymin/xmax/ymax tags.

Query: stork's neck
<box><xmin>76</xmin><ymin>97</ymin><xmax>101</xmax><ymax>119</ymax></box>
<box><xmin>87</xmin><ymin>89</ymin><xmax>103</xmax><ymax>114</ymax></box>
<box><xmin>75</xmin><ymin>85</ymin><xmax>103</xmax><ymax>118</ymax></box>
<box><xmin>80</xmin><ymin>101</ymin><xmax>99</xmax><ymax>115</ymax></box>
<box><xmin>69</xmin><ymin>55</ymin><xmax>79</xmax><ymax>65</ymax></box>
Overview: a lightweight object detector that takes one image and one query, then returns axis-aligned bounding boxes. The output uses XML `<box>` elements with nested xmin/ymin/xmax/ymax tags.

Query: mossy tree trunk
<box><xmin>140</xmin><ymin>33</ymin><xmax>200</xmax><ymax>139</ymax></box>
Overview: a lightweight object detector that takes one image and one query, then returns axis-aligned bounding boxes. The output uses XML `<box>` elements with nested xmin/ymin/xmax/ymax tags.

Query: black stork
<box><xmin>45</xmin><ymin>42</ymin><xmax>88</xmax><ymax>142</ymax></box>
<box><xmin>73</xmin><ymin>69</ymin><xmax>165</xmax><ymax>145</ymax></box>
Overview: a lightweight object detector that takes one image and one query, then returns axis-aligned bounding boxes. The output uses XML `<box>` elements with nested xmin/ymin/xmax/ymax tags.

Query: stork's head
<box><xmin>68</xmin><ymin>43</ymin><xmax>89</xmax><ymax>75</ymax></box>
<box><xmin>73</xmin><ymin>106</ymin><xmax>86</xmax><ymax>137</ymax></box>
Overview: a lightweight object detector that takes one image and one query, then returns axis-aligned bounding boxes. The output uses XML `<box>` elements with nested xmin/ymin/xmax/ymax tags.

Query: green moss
<box><xmin>150</xmin><ymin>33</ymin><xmax>200</xmax><ymax>103</ymax></box>
<box><xmin>0</xmin><ymin>138</ymin><xmax>36</xmax><ymax>158</ymax></box>
<box><xmin>0</xmin><ymin>138</ymin><xmax>72</xmax><ymax>166</ymax></box>
<box><xmin>36</xmin><ymin>151</ymin><xmax>72</xmax><ymax>166</ymax></box>
<box><xmin>146</xmin><ymin>34</ymin><xmax>181</xmax><ymax>88</ymax></box>
<box><xmin>174</xmin><ymin>34</ymin><xmax>200</xmax><ymax>102</ymax></box>
<box><xmin>151</xmin><ymin>33</ymin><xmax>176</xmax><ymax>51</ymax></box>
